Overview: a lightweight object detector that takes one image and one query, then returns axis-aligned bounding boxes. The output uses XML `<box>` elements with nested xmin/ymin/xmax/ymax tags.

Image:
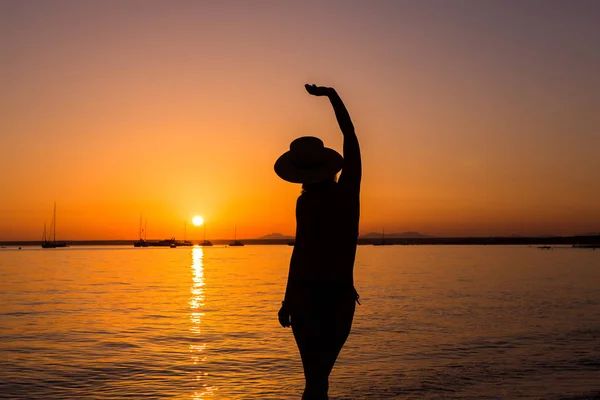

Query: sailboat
<box><xmin>177</xmin><ymin>221</ymin><xmax>193</xmax><ymax>246</ymax></box>
<box><xmin>133</xmin><ymin>216</ymin><xmax>148</xmax><ymax>247</ymax></box>
<box><xmin>41</xmin><ymin>202</ymin><xmax>67</xmax><ymax>248</ymax></box>
<box><xmin>229</xmin><ymin>225</ymin><xmax>244</xmax><ymax>247</ymax></box>
<box><xmin>200</xmin><ymin>224</ymin><xmax>213</xmax><ymax>247</ymax></box>
<box><xmin>149</xmin><ymin>237</ymin><xmax>177</xmax><ymax>247</ymax></box>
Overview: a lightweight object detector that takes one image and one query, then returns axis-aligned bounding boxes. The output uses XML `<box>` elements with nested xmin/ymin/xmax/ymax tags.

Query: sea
<box><xmin>0</xmin><ymin>245</ymin><xmax>599</xmax><ymax>399</ymax></box>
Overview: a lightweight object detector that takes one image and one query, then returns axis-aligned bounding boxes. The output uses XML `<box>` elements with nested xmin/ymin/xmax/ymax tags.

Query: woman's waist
<box><xmin>296</xmin><ymin>278</ymin><xmax>353</xmax><ymax>287</ymax></box>
<box><xmin>290</xmin><ymin>279</ymin><xmax>357</xmax><ymax>297</ymax></box>
<box><xmin>288</xmin><ymin>280</ymin><xmax>360</xmax><ymax>306</ymax></box>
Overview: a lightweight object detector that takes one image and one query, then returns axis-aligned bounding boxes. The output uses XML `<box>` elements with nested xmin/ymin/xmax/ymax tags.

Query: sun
<box><xmin>192</xmin><ymin>216</ymin><xmax>204</xmax><ymax>226</ymax></box>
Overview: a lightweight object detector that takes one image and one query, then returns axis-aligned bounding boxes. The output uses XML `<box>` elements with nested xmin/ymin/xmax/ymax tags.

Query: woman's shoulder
<box><xmin>297</xmin><ymin>191</ymin><xmax>319</xmax><ymax>206</ymax></box>
<box><xmin>296</xmin><ymin>192</ymin><xmax>314</xmax><ymax>213</ymax></box>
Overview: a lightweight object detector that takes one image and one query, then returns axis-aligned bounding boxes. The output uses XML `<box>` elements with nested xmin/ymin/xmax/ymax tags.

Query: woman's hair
<box><xmin>301</xmin><ymin>176</ymin><xmax>337</xmax><ymax>194</ymax></box>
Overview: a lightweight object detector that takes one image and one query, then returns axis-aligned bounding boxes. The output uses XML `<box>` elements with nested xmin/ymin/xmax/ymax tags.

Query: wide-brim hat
<box><xmin>274</xmin><ymin>136</ymin><xmax>343</xmax><ymax>184</ymax></box>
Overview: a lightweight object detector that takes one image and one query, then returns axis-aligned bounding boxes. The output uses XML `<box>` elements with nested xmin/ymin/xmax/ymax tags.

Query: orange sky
<box><xmin>1</xmin><ymin>1</ymin><xmax>599</xmax><ymax>240</ymax></box>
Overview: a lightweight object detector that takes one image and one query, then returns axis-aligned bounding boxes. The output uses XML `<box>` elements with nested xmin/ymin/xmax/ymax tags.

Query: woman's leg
<box><xmin>320</xmin><ymin>298</ymin><xmax>356</xmax><ymax>379</ymax></box>
<box><xmin>292</xmin><ymin>311</ymin><xmax>329</xmax><ymax>399</ymax></box>
<box><xmin>292</xmin><ymin>298</ymin><xmax>355</xmax><ymax>399</ymax></box>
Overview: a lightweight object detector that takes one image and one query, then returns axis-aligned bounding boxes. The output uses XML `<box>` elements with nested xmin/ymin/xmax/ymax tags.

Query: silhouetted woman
<box><xmin>275</xmin><ymin>84</ymin><xmax>361</xmax><ymax>399</ymax></box>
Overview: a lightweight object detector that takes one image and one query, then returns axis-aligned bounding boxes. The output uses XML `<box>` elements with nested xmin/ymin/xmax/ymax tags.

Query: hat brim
<box><xmin>274</xmin><ymin>148</ymin><xmax>343</xmax><ymax>184</ymax></box>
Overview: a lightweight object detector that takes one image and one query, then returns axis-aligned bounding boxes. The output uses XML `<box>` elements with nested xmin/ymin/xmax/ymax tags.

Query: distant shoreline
<box><xmin>1</xmin><ymin>235</ymin><xmax>599</xmax><ymax>247</ymax></box>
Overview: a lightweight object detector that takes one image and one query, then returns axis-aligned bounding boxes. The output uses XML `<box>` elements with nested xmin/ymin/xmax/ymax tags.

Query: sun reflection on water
<box><xmin>189</xmin><ymin>246</ymin><xmax>216</xmax><ymax>398</ymax></box>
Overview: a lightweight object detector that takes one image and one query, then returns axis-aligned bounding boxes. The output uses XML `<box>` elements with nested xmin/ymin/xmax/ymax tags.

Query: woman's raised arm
<box><xmin>305</xmin><ymin>84</ymin><xmax>361</xmax><ymax>189</ymax></box>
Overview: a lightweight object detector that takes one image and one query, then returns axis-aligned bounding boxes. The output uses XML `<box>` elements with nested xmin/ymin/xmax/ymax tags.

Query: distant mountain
<box><xmin>257</xmin><ymin>233</ymin><xmax>294</xmax><ymax>240</ymax></box>
<box><xmin>360</xmin><ymin>231</ymin><xmax>433</xmax><ymax>239</ymax></box>
<box><xmin>579</xmin><ymin>232</ymin><xmax>600</xmax><ymax>236</ymax></box>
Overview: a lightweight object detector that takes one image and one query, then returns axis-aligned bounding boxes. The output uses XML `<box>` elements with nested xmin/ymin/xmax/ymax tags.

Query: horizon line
<box><xmin>2</xmin><ymin>233</ymin><xmax>600</xmax><ymax>246</ymax></box>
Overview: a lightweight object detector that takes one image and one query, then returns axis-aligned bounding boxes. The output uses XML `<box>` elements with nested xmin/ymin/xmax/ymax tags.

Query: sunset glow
<box><xmin>1</xmin><ymin>1</ymin><xmax>599</xmax><ymax>241</ymax></box>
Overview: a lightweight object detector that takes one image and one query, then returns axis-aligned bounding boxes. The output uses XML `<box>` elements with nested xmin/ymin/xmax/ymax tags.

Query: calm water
<box><xmin>0</xmin><ymin>245</ymin><xmax>599</xmax><ymax>399</ymax></box>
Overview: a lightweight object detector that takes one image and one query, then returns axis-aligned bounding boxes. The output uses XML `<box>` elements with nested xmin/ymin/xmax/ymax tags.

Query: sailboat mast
<box><xmin>53</xmin><ymin>202</ymin><xmax>56</xmax><ymax>243</ymax></box>
<box><xmin>139</xmin><ymin>215</ymin><xmax>142</xmax><ymax>240</ymax></box>
<box><xmin>144</xmin><ymin>219</ymin><xmax>147</xmax><ymax>240</ymax></box>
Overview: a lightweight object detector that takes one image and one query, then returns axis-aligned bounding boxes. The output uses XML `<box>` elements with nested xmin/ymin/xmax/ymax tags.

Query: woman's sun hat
<box><xmin>274</xmin><ymin>136</ymin><xmax>343</xmax><ymax>184</ymax></box>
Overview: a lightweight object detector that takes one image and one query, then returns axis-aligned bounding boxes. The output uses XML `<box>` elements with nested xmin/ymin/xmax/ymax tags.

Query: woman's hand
<box><xmin>278</xmin><ymin>302</ymin><xmax>291</xmax><ymax>328</ymax></box>
<box><xmin>305</xmin><ymin>84</ymin><xmax>335</xmax><ymax>97</ymax></box>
